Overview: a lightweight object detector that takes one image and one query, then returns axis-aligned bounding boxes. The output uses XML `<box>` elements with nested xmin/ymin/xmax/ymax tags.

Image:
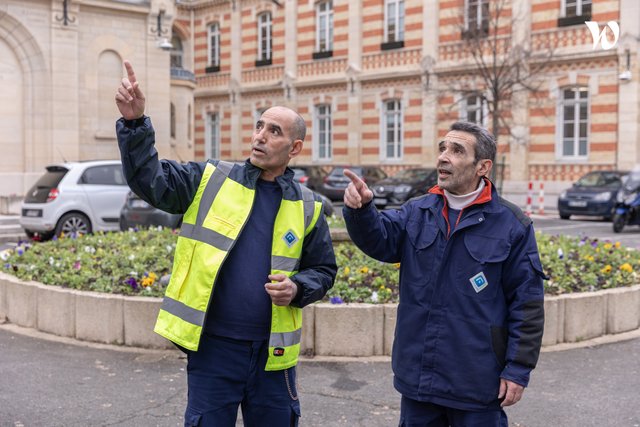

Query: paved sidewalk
<box><xmin>1</xmin><ymin>324</ymin><xmax>639</xmax><ymax>427</ymax></box>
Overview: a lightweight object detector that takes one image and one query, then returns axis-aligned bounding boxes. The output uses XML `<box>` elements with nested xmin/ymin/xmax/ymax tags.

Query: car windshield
<box><xmin>330</xmin><ymin>167</ymin><xmax>362</xmax><ymax>176</ymax></box>
<box><xmin>575</xmin><ymin>172</ymin><xmax>621</xmax><ymax>188</ymax></box>
<box><xmin>394</xmin><ymin>169</ymin><xmax>433</xmax><ymax>180</ymax></box>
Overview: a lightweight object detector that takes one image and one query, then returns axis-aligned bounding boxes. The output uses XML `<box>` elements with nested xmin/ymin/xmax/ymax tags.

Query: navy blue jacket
<box><xmin>116</xmin><ymin>116</ymin><xmax>337</xmax><ymax>309</ymax></box>
<box><xmin>343</xmin><ymin>180</ymin><xmax>545</xmax><ymax>411</ymax></box>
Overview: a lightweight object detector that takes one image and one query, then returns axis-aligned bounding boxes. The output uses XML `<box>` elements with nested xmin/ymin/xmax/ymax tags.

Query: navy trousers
<box><xmin>399</xmin><ymin>396</ymin><xmax>508</xmax><ymax>427</ymax></box>
<box><xmin>184</xmin><ymin>334</ymin><xmax>300</xmax><ymax>427</ymax></box>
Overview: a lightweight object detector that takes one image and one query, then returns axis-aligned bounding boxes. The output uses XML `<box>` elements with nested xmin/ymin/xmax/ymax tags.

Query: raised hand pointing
<box><xmin>115</xmin><ymin>60</ymin><xmax>146</xmax><ymax>120</ymax></box>
<box><xmin>343</xmin><ymin>169</ymin><xmax>373</xmax><ymax>209</ymax></box>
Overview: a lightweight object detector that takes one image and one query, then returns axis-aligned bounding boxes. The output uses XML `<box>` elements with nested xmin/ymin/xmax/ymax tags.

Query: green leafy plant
<box><xmin>3</xmin><ymin>229</ymin><xmax>639</xmax><ymax>303</ymax></box>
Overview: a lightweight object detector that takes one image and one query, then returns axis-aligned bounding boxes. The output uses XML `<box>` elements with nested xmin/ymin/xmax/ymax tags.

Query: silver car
<box><xmin>20</xmin><ymin>160</ymin><xmax>130</xmax><ymax>239</ymax></box>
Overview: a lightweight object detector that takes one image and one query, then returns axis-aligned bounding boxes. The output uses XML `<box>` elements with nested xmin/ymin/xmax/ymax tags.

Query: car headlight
<box><xmin>559</xmin><ymin>191</ymin><xmax>567</xmax><ymax>200</ymax></box>
<box><xmin>394</xmin><ymin>185</ymin><xmax>411</xmax><ymax>194</ymax></box>
<box><xmin>625</xmin><ymin>193</ymin><xmax>637</xmax><ymax>205</ymax></box>
<box><xmin>617</xmin><ymin>191</ymin><xmax>627</xmax><ymax>203</ymax></box>
<box><xmin>592</xmin><ymin>191</ymin><xmax>612</xmax><ymax>202</ymax></box>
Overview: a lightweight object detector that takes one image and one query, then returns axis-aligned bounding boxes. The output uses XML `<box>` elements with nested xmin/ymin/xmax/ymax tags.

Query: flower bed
<box><xmin>2</xmin><ymin>228</ymin><xmax>640</xmax><ymax>302</ymax></box>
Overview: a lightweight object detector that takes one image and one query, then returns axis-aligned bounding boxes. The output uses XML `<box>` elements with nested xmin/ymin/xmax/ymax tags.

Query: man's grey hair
<box><xmin>449</xmin><ymin>121</ymin><xmax>496</xmax><ymax>164</ymax></box>
<box><xmin>290</xmin><ymin>112</ymin><xmax>307</xmax><ymax>142</ymax></box>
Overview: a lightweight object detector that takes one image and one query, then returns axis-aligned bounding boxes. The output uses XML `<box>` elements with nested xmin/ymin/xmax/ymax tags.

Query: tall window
<box><xmin>170</xmin><ymin>36</ymin><xmax>183</xmax><ymax>68</ymax></box>
<box><xmin>383</xmin><ymin>100</ymin><xmax>402</xmax><ymax>160</ymax></box>
<box><xmin>465</xmin><ymin>0</ymin><xmax>489</xmax><ymax>35</ymax></box>
<box><xmin>208</xmin><ymin>23</ymin><xmax>220</xmax><ymax>70</ymax></box>
<box><xmin>562</xmin><ymin>0</ymin><xmax>592</xmax><ymax>17</ymax></box>
<box><xmin>314</xmin><ymin>105</ymin><xmax>332</xmax><ymax>161</ymax></box>
<box><xmin>560</xmin><ymin>87</ymin><xmax>589</xmax><ymax>158</ymax></box>
<box><xmin>187</xmin><ymin>104</ymin><xmax>192</xmax><ymax>140</ymax></box>
<box><xmin>170</xmin><ymin>103</ymin><xmax>176</xmax><ymax>138</ymax></box>
<box><xmin>257</xmin><ymin>13</ymin><xmax>272</xmax><ymax>64</ymax></box>
<box><xmin>461</xmin><ymin>95</ymin><xmax>486</xmax><ymax>126</ymax></box>
<box><xmin>316</xmin><ymin>1</ymin><xmax>333</xmax><ymax>53</ymax></box>
<box><xmin>206</xmin><ymin>112</ymin><xmax>221</xmax><ymax>159</ymax></box>
<box><xmin>384</xmin><ymin>0</ymin><xmax>404</xmax><ymax>44</ymax></box>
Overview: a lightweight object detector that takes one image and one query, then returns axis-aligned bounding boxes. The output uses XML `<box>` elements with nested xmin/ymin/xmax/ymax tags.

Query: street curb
<box><xmin>1</xmin><ymin>272</ymin><xmax>639</xmax><ymax>355</ymax></box>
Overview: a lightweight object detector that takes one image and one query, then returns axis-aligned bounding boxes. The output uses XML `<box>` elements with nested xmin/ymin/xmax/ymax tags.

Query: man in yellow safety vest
<box><xmin>115</xmin><ymin>60</ymin><xmax>337</xmax><ymax>426</ymax></box>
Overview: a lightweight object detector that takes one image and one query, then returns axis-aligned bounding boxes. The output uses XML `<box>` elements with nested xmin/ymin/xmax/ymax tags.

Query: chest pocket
<box><xmin>403</xmin><ymin>219</ymin><xmax>439</xmax><ymax>286</ymax></box>
<box><xmin>455</xmin><ymin>233</ymin><xmax>510</xmax><ymax>300</ymax></box>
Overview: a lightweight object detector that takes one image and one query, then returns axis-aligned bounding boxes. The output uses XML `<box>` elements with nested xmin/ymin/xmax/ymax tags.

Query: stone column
<box><xmin>50</xmin><ymin>0</ymin><xmax>79</xmax><ymax>163</ymax></box>
<box><xmin>617</xmin><ymin>0</ymin><xmax>640</xmax><ymax>170</ymax></box>
<box><xmin>230</xmin><ymin>1</ymin><xmax>243</xmax><ymax>160</ymax></box>
<box><xmin>421</xmin><ymin>0</ymin><xmax>439</xmax><ymax>166</ymax></box>
<box><xmin>508</xmin><ymin>0</ymin><xmax>532</xmax><ymax>182</ymax></box>
<box><xmin>347</xmin><ymin>0</ymin><xmax>362</xmax><ymax>164</ymax></box>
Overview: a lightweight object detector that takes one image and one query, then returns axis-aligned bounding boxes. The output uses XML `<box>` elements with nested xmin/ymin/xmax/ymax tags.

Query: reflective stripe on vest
<box><xmin>154</xmin><ymin>161</ymin><xmax>322</xmax><ymax>371</ymax></box>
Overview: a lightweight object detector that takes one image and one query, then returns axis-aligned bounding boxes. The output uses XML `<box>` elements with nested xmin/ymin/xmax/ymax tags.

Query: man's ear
<box><xmin>477</xmin><ymin>159</ymin><xmax>493</xmax><ymax>177</ymax></box>
<box><xmin>289</xmin><ymin>139</ymin><xmax>303</xmax><ymax>159</ymax></box>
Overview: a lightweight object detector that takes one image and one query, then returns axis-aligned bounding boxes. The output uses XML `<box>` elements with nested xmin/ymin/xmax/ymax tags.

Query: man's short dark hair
<box><xmin>450</xmin><ymin>121</ymin><xmax>496</xmax><ymax>164</ymax></box>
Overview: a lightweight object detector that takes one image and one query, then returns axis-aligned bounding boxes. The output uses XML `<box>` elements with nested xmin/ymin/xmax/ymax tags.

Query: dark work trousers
<box><xmin>399</xmin><ymin>396</ymin><xmax>508</xmax><ymax>427</ymax></box>
<box><xmin>184</xmin><ymin>334</ymin><xmax>300</xmax><ymax>427</ymax></box>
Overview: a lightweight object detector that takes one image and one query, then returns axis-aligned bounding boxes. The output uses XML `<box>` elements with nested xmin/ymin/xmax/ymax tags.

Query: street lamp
<box><xmin>151</xmin><ymin>9</ymin><xmax>173</xmax><ymax>51</ymax></box>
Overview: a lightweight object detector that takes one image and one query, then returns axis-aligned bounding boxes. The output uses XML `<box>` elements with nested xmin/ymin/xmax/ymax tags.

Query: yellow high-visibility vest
<box><xmin>154</xmin><ymin>161</ymin><xmax>322</xmax><ymax>370</ymax></box>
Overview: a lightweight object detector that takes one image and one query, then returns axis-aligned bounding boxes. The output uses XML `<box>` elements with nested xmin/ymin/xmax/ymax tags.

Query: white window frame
<box><xmin>208</xmin><ymin>22</ymin><xmax>220</xmax><ymax>67</ymax></box>
<box><xmin>384</xmin><ymin>0</ymin><xmax>405</xmax><ymax>43</ymax></box>
<box><xmin>205</xmin><ymin>112</ymin><xmax>221</xmax><ymax>159</ymax></box>
<box><xmin>557</xmin><ymin>87</ymin><xmax>589</xmax><ymax>160</ymax></box>
<box><xmin>316</xmin><ymin>1</ymin><xmax>333</xmax><ymax>53</ymax></box>
<box><xmin>381</xmin><ymin>100</ymin><xmax>403</xmax><ymax>161</ymax></box>
<box><xmin>464</xmin><ymin>0</ymin><xmax>489</xmax><ymax>31</ymax></box>
<box><xmin>560</xmin><ymin>0</ymin><xmax>592</xmax><ymax>18</ymax></box>
<box><xmin>459</xmin><ymin>94</ymin><xmax>489</xmax><ymax>127</ymax></box>
<box><xmin>313</xmin><ymin>104</ymin><xmax>332</xmax><ymax>162</ymax></box>
<box><xmin>257</xmin><ymin>12</ymin><xmax>272</xmax><ymax>61</ymax></box>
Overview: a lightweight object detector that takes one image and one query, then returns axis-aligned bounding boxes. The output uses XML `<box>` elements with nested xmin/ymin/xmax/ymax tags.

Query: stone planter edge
<box><xmin>1</xmin><ymin>271</ymin><xmax>639</xmax><ymax>352</ymax></box>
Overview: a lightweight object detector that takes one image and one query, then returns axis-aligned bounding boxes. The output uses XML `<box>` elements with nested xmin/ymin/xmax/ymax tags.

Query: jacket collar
<box><xmin>421</xmin><ymin>177</ymin><xmax>501</xmax><ymax>213</ymax></box>
<box><xmin>243</xmin><ymin>159</ymin><xmax>296</xmax><ymax>190</ymax></box>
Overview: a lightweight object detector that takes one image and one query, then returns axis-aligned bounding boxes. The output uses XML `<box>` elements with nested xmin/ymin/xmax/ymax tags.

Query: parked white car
<box><xmin>20</xmin><ymin>160</ymin><xmax>130</xmax><ymax>239</ymax></box>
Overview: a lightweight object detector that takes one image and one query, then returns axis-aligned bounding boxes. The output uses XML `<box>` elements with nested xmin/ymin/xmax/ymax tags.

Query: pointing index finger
<box><xmin>124</xmin><ymin>60</ymin><xmax>137</xmax><ymax>84</ymax></box>
<box><xmin>344</xmin><ymin>169</ymin><xmax>364</xmax><ymax>189</ymax></box>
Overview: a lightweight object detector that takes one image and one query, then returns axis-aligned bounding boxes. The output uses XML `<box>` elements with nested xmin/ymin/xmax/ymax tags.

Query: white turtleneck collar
<box><xmin>443</xmin><ymin>179</ymin><xmax>486</xmax><ymax>210</ymax></box>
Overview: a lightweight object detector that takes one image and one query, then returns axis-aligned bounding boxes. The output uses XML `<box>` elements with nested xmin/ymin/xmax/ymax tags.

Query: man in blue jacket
<box><xmin>115</xmin><ymin>61</ymin><xmax>337</xmax><ymax>426</ymax></box>
<box><xmin>343</xmin><ymin>121</ymin><xmax>545</xmax><ymax>426</ymax></box>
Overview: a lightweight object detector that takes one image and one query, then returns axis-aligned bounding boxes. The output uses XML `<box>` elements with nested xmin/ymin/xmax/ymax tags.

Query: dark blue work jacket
<box><xmin>343</xmin><ymin>180</ymin><xmax>545</xmax><ymax>411</ymax></box>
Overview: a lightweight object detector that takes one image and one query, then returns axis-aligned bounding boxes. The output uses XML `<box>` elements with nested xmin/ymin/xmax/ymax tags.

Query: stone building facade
<box><xmin>1</xmin><ymin>0</ymin><xmax>639</xmax><ymax>207</ymax></box>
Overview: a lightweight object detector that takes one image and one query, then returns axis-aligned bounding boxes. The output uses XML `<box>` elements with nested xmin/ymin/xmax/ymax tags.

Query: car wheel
<box><xmin>55</xmin><ymin>212</ymin><xmax>92</xmax><ymax>237</ymax></box>
<box><xmin>559</xmin><ymin>213</ymin><xmax>570</xmax><ymax>220</ymax></box>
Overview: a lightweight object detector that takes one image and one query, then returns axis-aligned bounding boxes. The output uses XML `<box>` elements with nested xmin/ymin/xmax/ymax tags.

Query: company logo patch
<box><xmin>469</xmin><ymin>272</ymin><xmax>489</xmax><ymax>293</ymax></box>
<box><xmin>282</xmin><ymin>230</ymin><xmax>299</xmax><ymax>247</ymax></box>
<box><xmin>273</xmin><ymin>347</ymin><xmax>285</xmax><ymax>357</ymax></box>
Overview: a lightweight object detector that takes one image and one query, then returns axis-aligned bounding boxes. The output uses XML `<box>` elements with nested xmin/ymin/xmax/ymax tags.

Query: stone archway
<box><xmin>0</xmin><ymin>10</ymin><xmax>49</xmax><ymax>194</ymax></box>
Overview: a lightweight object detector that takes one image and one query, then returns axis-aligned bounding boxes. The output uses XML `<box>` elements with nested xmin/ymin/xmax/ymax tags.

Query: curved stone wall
<box><xmin>1</xmin><ymin>272</ymin><xmax>639</xmax><ymax>355</ymax></box>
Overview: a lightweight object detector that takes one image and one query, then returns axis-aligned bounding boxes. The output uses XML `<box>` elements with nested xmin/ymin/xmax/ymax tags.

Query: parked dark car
<box><xmin>120</xmin><ymin>191</ymin><xmax>182</xmax><ymax>230</ymax></box>
<box><xmin>372</xmin><ymin>167</ymin><xmax>437</xmax><ymax>208</ymax></box>
<box><xmin>291</xmin><ymin>165</ymin><xmax>328</xmax><ymax>192</ymax></box>
<box><xmin>321</xmin><ymin>166</ymin><xmax>388</xmax><ymax>201</ymax></box>
<box><xmin>119</xmin><ymin>187</ymin><xmax>334</xmax><ymax>231</ymax></box>
<box><xmin>557</xmin><ymin>170</ymin><xmax>628</xmax><ymax>220</ymax></box>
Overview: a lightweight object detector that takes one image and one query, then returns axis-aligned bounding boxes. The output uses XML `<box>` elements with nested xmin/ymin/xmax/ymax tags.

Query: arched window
<box><xmin>170</xmin><ymin>36</ymin><xmax>183</xmax><ymax>69</ymax></box>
